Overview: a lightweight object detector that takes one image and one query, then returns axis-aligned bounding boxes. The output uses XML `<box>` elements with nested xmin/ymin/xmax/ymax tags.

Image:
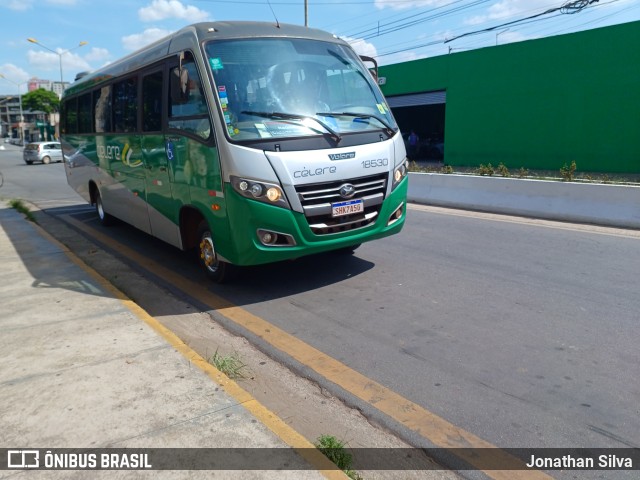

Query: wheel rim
<box><xmin>199</xmin><ymin>234</ymin><xmax>219</xmax><ymax>273</ymax></box>
<box><xmin>43</xmin><ymin>156</ymin><xmax>50</xmax><ymax>164</ymax></box>
<box><xmin>96</xmin><ymin>197</ymin><xmax>105</xmax><ymax>220</ymax></box>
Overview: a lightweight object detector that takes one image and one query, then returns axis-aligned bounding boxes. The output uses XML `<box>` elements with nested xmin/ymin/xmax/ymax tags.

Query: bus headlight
<box><xmin>392</xmin><ymin>159</ymin><xmax>410</xmax><ymax>190</ymax></box>
<box><xmin>231</xmin><ymin>176</ymin><xmax>290</xmax><ymax>209</ymax></box>
<box><xmin>266</xmin><ymin>187</ymin><xmax>281</xmax><ymax>202</ymax></box>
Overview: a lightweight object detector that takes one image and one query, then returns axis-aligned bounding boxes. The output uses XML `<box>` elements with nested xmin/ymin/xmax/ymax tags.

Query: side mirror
<box><xmin>171</xmin><ymin>67</ymin><xmax>190</xmax><ymax>104</ymax></box>
<box><xmin>360</xmin><ymin>55</ymin><xmax>378</xmax><ymax>82</ymax></box>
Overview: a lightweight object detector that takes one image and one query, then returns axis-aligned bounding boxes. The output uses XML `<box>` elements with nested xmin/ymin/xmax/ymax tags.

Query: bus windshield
<box><xmin>205</xmin><ymin>38</ymin><xmax>398</xmax><ymax>142</ymax></box>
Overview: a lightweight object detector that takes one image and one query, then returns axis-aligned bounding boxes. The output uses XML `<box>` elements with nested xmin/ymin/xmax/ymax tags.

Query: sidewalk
<box><xmin>0</xmin><ymin>202</ymin><xmax>343</xmax><ymax>478</ymax></box>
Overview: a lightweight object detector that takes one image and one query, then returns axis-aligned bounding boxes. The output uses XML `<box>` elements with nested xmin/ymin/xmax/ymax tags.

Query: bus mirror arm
<box><xmin>171</xmin><ymin>67</ymin><xmax>190</xmax><ymax>103</ymax></box>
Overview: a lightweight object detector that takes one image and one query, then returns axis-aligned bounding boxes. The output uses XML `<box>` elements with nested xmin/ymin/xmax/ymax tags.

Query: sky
<box><xmin>1</xmin><ymin>0</ymin><xmax>639</xmax><ymax>94</ymax></box>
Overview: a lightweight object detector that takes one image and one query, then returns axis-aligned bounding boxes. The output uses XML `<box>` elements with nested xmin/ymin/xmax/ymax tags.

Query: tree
<box><xmin>22</xmin><ymin>88</ymin><xmax>60</xmax><ymax>114</ymax></box>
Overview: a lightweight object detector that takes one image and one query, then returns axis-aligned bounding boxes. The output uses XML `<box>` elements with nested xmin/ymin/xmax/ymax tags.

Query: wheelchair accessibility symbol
<box><xmin>165</xmin><ymin>141</ymin><xmax>175</xmax><ymax>161</ymax></box>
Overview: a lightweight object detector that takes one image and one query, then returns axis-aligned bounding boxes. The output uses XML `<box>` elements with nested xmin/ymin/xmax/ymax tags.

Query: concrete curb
<box><xmin>407</xmin><ymin>173</ymin><xmax>640</xmax><ymax>229</ymax></box>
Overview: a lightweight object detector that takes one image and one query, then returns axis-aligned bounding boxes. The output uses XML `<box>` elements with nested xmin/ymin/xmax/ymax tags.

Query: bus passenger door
<box><xmin>166</xmin><ymin>53</ymin><xmax>226</xmax><ymax>241</ymax></box>
<box><xmin>141</xmin><ymin>69</ymin><xmax>181</xmax><ymax>247</ymax></box>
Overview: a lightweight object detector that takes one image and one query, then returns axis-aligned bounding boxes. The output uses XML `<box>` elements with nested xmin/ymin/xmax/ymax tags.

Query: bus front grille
<box><xmin>295</xmin><ymin>173</ymin><xmax>388</xmax><ymax>235</ymax></box>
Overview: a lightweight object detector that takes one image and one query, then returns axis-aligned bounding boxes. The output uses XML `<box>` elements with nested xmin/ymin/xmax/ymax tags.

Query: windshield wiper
<box><xmin>241</xmin><ymin>110</ymin><xmax>341</xmax><ymax>143</ymax></box>
<box><xmin>317</xmin><ymin>112</ymin><xmax>395</xmax><ymax>138</ymax></box>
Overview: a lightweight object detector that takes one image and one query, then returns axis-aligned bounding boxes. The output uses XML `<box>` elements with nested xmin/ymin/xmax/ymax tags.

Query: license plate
<box><xmin>331</xmin><ymin>199</ymin><xmax>364</xmax><ymax>217</ymax></box>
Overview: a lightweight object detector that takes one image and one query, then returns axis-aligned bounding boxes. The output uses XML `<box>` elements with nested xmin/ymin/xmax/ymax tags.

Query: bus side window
<box><xmin>113</xmin><ymin>77</ymin><xmax>138</xmax><ymax>133</ymax></box>
<box><xmin>143</xmin><ymin>71</ymin><xmax>163</xmax><ymax>132</ymax></box>
<box><xmin>94</xmin><ymin>86</ymin><xmax>112</xmax><ymax>133</ymax></box>
<box><xmin>169</xmin><ymin>53</ymin><xmax>211</xmax><ymax>140</ymax></box>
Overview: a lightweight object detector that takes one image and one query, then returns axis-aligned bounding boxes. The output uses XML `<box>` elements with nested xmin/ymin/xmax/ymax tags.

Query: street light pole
<box><xmin>26</xmin><ymin>38</ymin><xmax>87</xmax><ymax>140</ymax></box>
<box><xmin>26</xmin><ymin>38</ymin><xmax>88</xmax><ymax>85</ymax></box>
<box><xmin>0</xmin><ymin>75</ymin><xmax>26</xmax><ymax>144</ymax></box>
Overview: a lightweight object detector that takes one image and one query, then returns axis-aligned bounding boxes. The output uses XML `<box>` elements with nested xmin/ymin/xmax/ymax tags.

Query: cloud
<box><xmin>27</xmin><ymin>50</ymin><xmax>91</xmax><ymax>79</ymax></box>
<box><xmin>3</xmin><ymin>0</ymin><xmax>79</xmax><ymax>10</ymax></box>
<box><xmin>45</xmin><ymin>0</ymin><xmax>80</xmax><ymax>5</ymax></box>
<box><xmin>494</xmin><ymin>29</ymin><xmax>531</xmax><ymax>45</ymax></box>
<box><xmin>379</xmin><ymin>50</ymin><xmax>426</xmax><ymax>67</ymax></box>
<box><xmin>122</xmin><ymin>28</ymin><xmax>172</xmax><ymax>51</ymax></box>
<box><xmin>464</xmin><ymin>0</ymin><xmax>554</xmax><ymax>25</ymax></box>
<box><xmin>342</xmin><ymin>36</ymin><xmax>379</xmax><ymax>58</ymax></box>
<box><xmin>373</xmin><ymin>0</ymin><xmax>453</xmax><ymax>12</ymax></box>
<box><xmin>84</xmin><ymin>48</ymin><xmax>111</xmax><ymax>63</ymax></box>
<box><xmin>0</xmin><ymin>64</ymin><xmax>30</xmax><ymax>85</ymax></box>
<box><xmin>138</xmin><ymin>0</ymin><xmax>210</xmax><ymax>22</ymax></box>
<box><xmin>4</xmin><ymin>0</ymin><xmax>34</xmax><ymax>11</ymax></box>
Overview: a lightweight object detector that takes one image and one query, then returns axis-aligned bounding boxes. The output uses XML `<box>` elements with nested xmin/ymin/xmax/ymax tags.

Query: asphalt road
<box><xmin>1</xmin><ymin>143</ymin><xmax>638</xmax><ymax>479</ymax></box>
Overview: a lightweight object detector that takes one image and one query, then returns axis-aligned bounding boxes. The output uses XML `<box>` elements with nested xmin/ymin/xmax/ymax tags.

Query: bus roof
<box><xmin>64</xmin><ymin>21</ymin><xmax>347</xmax><ymax>97</ymax></box>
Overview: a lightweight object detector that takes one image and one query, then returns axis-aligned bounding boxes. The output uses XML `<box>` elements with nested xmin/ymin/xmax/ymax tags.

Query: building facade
<box><xmin>28</xmin><ymin>77</ymin><xmax>69</xmax><ymax>97</ymax></box>
<box><xmin>378</xmin><ymin>21</ymin><xmax>640</xmax><ymax>174</ymax></box>
<box><xmin>0</xmin><ymin>95</ymin><xmax>53</xmax><ymax>143</ymax></box>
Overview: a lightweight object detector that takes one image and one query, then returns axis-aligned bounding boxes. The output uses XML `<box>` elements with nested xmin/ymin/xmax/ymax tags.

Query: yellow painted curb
<box><xmin>30</xmin><ymin>219</ymin><xmax>347</xmax><ymax>480</ymax></box>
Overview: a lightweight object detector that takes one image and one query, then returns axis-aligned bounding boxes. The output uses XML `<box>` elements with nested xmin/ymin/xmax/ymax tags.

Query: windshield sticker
<box><xmin>218</xmin><ymin>86</ymin><xmax>229</xmax><ymax>110</ymax></box>
<box><xmin>209</xmin><ymin>58</ymin><xmax>224</xmax><ymax>70</ymax></box>
<box><xmin>255</xmin><ymin>124</ymin><xmax>272</xmax><ymax>138</ymax></box>
<box><xmin>262</xmin><ymin>121</ymin><xmax>315</xmax><ymax>137</ymax></box>
<box><xmin>376</xmin><ymin>104</ymin><xmax>386</xmax><ymax>115</ymax></box>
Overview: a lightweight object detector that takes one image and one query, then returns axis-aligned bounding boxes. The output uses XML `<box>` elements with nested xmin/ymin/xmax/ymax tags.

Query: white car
<box><xmin>23</xmin><ymin>141</ymin><xmax>64</xmax><ymax>165</ymax></box>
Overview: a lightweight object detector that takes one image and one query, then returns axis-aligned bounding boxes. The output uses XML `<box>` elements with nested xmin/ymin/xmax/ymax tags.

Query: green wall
<box><xmin>379</xmin><ymin>21</ymin><xmax>640</xmax><ymax>173</ymax></box>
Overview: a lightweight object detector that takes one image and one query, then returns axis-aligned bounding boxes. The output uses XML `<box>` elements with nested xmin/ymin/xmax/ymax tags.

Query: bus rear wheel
<box><xmin>197</xmin><ymin>221</ymin><xmax>236</xmax><ymax>283</ymax></box>
<box><xmin>95</xmin><ymin>189</ymin><xmax>114</xmax><ymax>226</ymax></box>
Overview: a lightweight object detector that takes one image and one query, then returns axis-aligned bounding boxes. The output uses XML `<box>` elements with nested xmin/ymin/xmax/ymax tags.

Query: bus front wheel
<box><xmin>197</xmin><ymin>221</ymin><xmax>235</xmax><ymax>283</ymax></box>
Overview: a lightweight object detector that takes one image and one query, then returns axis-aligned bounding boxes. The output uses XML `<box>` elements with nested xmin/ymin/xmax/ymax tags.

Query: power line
<box><xmin>197</xmin><ymin>0</ymin><xmax>440</xmax><ymax>4</ymax></box>
<box><xmin>356</xmin><ymin>0</ymin><xmax>614</xmax><ymax>60</ymax></box>
<box><xmin>526</xmin><ymin>0</ymin><xmax>629</xmax><ymax>37</ymax></box>
<box><xmin>444</xmin><ymin>0</ymin><xmax>601</xmax><ymax>43</ymax></box>
<box><xmin>341</xmin><ymin>0</ymin><xmax>492</xmax><ymax>40</ymax></box>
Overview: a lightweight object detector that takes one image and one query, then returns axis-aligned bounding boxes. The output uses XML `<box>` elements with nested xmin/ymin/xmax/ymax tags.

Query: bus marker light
<box><xmin>212</xmin><ymin>204</ymin><xmax>221</xmax><ymax>211</ymax></box>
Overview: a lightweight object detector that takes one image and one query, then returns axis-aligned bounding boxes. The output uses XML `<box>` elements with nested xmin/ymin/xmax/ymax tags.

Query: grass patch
<box><xmin>9</xmin><ymin>199</ymin><xmax>36</xmax><ymax>222</ymax></box>
<box><xmin>315</xmin><ymin>434</ymin><xmax>363</xmax><ymax>480</ymax></box>
<box><xmin>560</xmin><ymin>160</ymin><xmax>577</xmax><ymax>182</ymax></box>
<box><xmin>408</xmin><ymin>161</ymin><xmax>640</xmax><ymax>185</ymax></box>
<box><xmin>207</xmin><ymin>348</ymin><xmax>248</xmax><ymax>379</ymax></box>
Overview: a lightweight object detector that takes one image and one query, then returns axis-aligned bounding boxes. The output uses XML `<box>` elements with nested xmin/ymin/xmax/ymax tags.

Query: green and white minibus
<box><xmin>61</xmin><ymin>22</ymin><xmax>408</xmax><ymax>282</ymax></box>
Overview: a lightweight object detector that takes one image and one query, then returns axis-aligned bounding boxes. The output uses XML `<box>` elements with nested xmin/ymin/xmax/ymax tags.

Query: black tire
<box><xmin>25</xmin><ymin>160</ymin><xmax>33</xmax><ymax>165</ymax></box>
<box><xmin>196</xmin><ymin>221</ymin><xmax>237</xmax><ymax>283</ymax></box>
<box><xmin>42</xmin><ymin>156</ymin><xmax>51</xmax><ymax>164</ymax></box>
<box><xmin>95</xmin><ymin>189</ymin><xmax>114</xmax><ymax>226</ymax></box>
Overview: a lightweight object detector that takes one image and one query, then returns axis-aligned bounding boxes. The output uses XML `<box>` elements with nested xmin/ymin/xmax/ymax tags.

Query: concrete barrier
<box><xmin>407</xmin><ymin>172</ymin><xmax>640</xmax><ymax>229</ymax></box>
